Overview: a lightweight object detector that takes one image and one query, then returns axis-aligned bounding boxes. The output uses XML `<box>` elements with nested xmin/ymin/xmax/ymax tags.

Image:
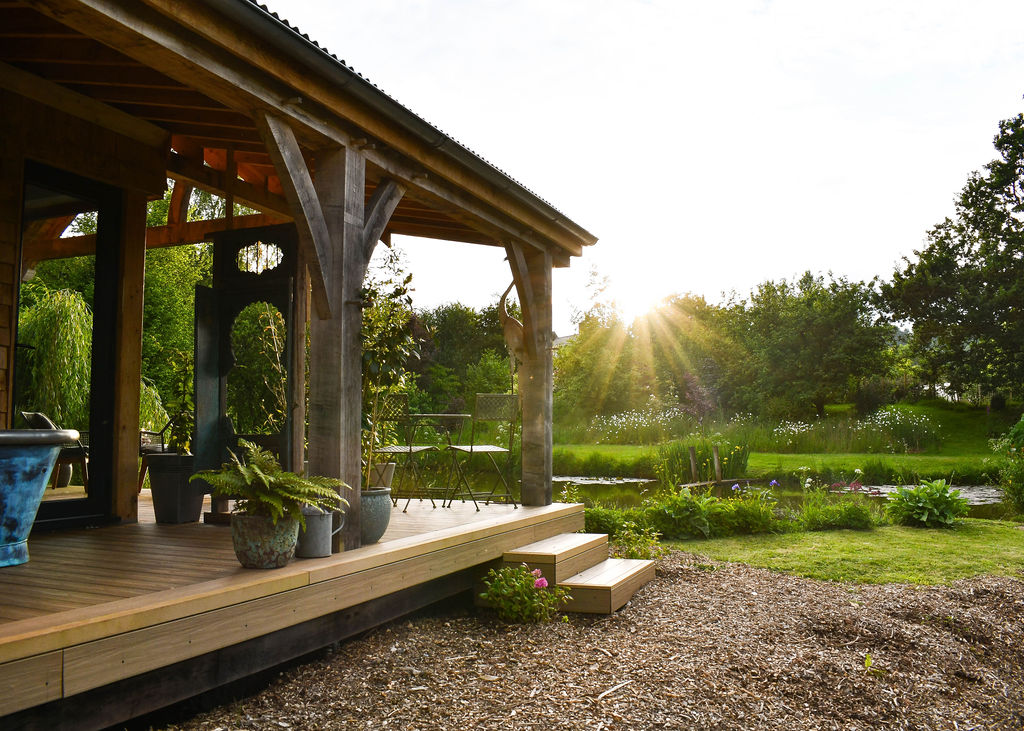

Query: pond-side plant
<box><xmin>885</xmin><ymin>478</ymin><xmax>969</xmax><ymax>528</ymax></box>
<box><xmin>610</xmin><ymin>520</ymin><xmax>666</xmax><ymax>560</ymax></box>
<box><xmin>993</xmin><ymin>414</ymin><xmax>1024</xmax><ymax>514</ymax></box>
<box><xmin>479</xmin><ymin>564</ymin><xmax>571</xmax><ymax>623</ymax></box>
<box><xmin>191</xmin><ymin>439</ymin><xmax>347</xmax><ymax>527</ymax></box>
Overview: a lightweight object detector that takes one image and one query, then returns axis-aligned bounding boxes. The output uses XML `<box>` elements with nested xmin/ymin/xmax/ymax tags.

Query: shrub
<box><xmin>993</xmin><ymin>414</ymin><xmax>1024</xmax><ymax>513</ymax></box>
<box><xmin>479</xmin><ymin>564</ymin><xmax>570</xmax><ymax>622</ymax></box>
<box><xmin>584</xmin><ymin>505</ymin><xmax>630</xmax><ymax>536</ymax></box>
<box><xmin>643</xmin><ymin>487</ymin><xmax>722</xmax><ymax>540</ymax></box>
<box><xmin>800</xmin><ymin>491</ymin><xmax>876</xmax><ymax>531</ymax></box>
<box><xmin>885</xmin><ymin>479</ymin><xmax>969</xmax><ymax>528</ymax></box>
<box><xmin>713</xmin><ymin>486</ymin><xmax>778</xmax><ymax>536</ymax></box>
<box><xmin>610</xmin><ymin>521</ymin><xmax>666</xmax><ymax>560</ymax></box>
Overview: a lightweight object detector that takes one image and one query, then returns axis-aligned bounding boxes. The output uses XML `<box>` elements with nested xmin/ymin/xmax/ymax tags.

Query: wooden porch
<box><xmin>0</xmin><ymin>499</ymin><xmax>584</xmax><ymax>724</ymax></box>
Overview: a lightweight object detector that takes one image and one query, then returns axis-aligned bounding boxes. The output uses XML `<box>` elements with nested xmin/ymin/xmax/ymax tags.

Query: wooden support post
<box><xmin>518</xmin><ymin>249</ymin><xmax>553</xmax><ymax>506</ymax></box>
<box><xmin>688</xmin><ymin>446</ymin><xmax>698</xmax><ymax>483</ymax></box>
<box><xmin>111</xmin><ymin>189</ymin><xmax>147</xmax><ymax>522</ymax></box>
<box><xmin>308</xmin><ymin>147</ymin><xmax>364</xmax><ymax>551</ymax></box>
<box><xmin>712</xmin><ymin>445</ymin><xmax>722</xmax><ymax>482</ymax></box>
<box><xmin>0</xmin><ymin>151</ymin><xmax>22</xmax><ymax>429</ymax></box>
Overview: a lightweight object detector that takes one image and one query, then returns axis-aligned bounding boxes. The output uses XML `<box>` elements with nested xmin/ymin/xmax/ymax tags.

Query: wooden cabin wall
<box><xmin>0</xmin><ymin>150</ymin><xmax>23</xmax><ymax>429</ymax></box>
<box><xmin>0</xmin><ymin>88</ymin><xmax>167</xmax><ymax>520</ymax></box>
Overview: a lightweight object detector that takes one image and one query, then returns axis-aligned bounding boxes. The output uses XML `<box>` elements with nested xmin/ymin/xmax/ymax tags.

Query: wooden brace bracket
<box><xmin>505</xmin><ymin>242</ymin><xmax>540</xmax><ymax>359</ymax></box>
<box><xmin>255</xmin><ymin>111</ymin><xmax>333</xmax><ymax>319</ymax></box>
<box><xmin>359</xmin><ymin>177</ymin><xmax>406</xmax><ymax>279</ymax></box>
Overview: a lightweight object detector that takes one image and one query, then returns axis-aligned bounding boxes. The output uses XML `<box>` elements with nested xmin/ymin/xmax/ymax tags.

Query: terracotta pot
<box><xmin>230</xmin><ymin>513</ymin><xmax>299</xmax><ymax>568</ymax></box>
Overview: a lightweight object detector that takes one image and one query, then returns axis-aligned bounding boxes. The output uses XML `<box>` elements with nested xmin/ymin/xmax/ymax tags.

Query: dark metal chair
<box><xmin>137</xmin><ymin>417</ymin><xmax>175</xmax><ymax>492</ymax></box>
<box><xmin>20</xmin><ymin>411</ymin><xmax>89</xmax><ymax>491</ymax></box>
<box><xmin>371</xmin><ymin>393</ymin><xmax>446</xmax><ymax>510</ymax></box>
<box><xmin>444</xmin><ymin>393</ymin><xmax>518</xmax><ymax>510</ymax></box>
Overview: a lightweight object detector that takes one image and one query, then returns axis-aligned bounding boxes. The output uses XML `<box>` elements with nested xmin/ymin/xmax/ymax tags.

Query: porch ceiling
<box><xmin>1</xmin><ymin>2</ymin><xmax>588</xmax><ymax>252</ymax></box>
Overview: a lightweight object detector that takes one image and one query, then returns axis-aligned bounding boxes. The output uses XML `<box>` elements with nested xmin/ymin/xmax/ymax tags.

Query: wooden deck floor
<box><xmin>0</xmin><ymin>496</ymin><xmax>584</xmax><ymax>718</ymax></box>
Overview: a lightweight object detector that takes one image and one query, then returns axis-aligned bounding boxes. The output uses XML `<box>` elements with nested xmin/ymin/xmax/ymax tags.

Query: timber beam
<box><xmin>505</xmin><ymin>242</ymin><xmax>540</xmax><ymax>358</ymax></box>
<box><xmin>22</xmin><ymin>214</ymin><xmax>285</xmax><ymax>262</ymax></box>
<box><xmin>167</xmin><ymin>150</ymin><xmax>290</xmax><ymax>217</ymax></box>
<box><xmin>256</xmin><ymin>112</ymin><xmax>333</xmax><ymax>319</ymax></box>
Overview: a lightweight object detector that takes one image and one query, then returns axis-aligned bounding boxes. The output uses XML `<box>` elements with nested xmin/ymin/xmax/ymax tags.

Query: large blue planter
<box><xmin>0</xmin><ymin>429</ymin><xmax>80</xmax><ymax>567</ymax></box>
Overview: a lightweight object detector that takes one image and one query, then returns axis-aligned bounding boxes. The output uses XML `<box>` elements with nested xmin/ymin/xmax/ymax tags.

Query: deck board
<box><xmin>0</xmin><ymin>496</ymin><xmax>585</xmax><ymax>708</ymax></box>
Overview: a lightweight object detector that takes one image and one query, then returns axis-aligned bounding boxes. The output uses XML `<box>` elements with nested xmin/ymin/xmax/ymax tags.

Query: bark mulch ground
<box><xmin>160</xmin><ymin>551</ymin><xmax>1024</xmax><ymax>730</ymax></box>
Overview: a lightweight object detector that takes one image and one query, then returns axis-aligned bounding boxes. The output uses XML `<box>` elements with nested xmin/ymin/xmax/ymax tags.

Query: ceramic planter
<box><xmin>0</xmin><ymin>428</ymin><xmax>79</xmax><ymax>566</ymax></box>
<box><xmin>360</xmin><ymin>486</ymin><xmax>392</xmax><ymax>544</ymax></box>
<box><xmin>230</xmin><ymin>513</ymin><xmax>299</xmax><ymax>568</ymax></box>
<box><xmin>148</xmin><ymin>453</ymin><xmax>202</xmax><ymax>524</ymax></box>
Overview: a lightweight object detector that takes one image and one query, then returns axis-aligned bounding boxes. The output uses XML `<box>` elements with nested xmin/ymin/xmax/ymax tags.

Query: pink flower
<box><xmin>534</xmin><ymin>577</ymin><xmax>548</xmax><ymax>589</ymax></box>
<box><xmin>531</xmin><ymin>568</ymin><xmax>543</xmax><ymax>577</ymax></box>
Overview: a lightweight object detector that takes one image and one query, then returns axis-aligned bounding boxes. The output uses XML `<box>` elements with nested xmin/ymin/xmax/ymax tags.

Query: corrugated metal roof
<box><xmin>247</xmin><ymin>0</ymin><xmax>567</xmax><ymax>217</ymax></box>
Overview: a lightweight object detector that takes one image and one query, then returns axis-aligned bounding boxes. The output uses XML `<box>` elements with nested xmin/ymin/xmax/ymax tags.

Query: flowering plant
<box><xmin>479</xmin><ymin>564</ymin><xmax>571</xmax><ymax>623</ymax></box>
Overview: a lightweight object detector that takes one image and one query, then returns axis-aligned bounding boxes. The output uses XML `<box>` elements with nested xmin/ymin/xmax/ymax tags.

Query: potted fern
<box><xmin>191</xmin><ymin>440</ymin><xmax>348</xmax><ymax>568</ymax></box>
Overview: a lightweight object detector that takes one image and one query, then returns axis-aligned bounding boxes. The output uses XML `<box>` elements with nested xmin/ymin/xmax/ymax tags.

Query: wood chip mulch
<box><xmin>163</xmin><ymin>552</ymin><xmax>1024</xmax><ymax>730</ymax></box>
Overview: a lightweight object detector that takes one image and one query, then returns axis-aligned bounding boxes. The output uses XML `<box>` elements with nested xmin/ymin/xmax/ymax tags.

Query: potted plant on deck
<box><xmin>192</xmin><ymin>440</ymin><xmax>348</xmax><ymax>568</ymax></box>
<box><xmin>146</xmin><ymin>353</ymin><xmax>202</xmax><ymax>523</ymax></box>
<box><xmin>360</xmin><ymin>255</ymin><xmax>416</xmax><ymax>544</ymax></box>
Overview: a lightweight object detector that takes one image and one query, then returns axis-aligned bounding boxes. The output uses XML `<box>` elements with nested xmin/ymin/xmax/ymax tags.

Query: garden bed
<box><xmin>157</xmin><ymin>551</ymin><xmax>1024</xmax><ymax>729</ymax></box>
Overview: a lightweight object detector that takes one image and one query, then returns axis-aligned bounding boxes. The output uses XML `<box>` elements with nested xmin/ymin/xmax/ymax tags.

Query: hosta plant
<box><xmin>191</xmin><ymin>439</ymin><xmax>347</xmax><ymax>527</ymax></box>
<box><xmin>479</xmin><ymin>564</ymin><xmax>571</xmax><ymax>623</ymax></box>
<box><xmin>885</xmin><ymin>479</ymin><xmax>969</xmax><ymax>528</ymax></box>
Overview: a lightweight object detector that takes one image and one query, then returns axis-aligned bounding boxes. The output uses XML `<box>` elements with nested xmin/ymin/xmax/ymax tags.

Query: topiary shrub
<box><xmin>885</xmin><ymin>479</ymin><xmax>969</xmax><ymax>528</ymax></box>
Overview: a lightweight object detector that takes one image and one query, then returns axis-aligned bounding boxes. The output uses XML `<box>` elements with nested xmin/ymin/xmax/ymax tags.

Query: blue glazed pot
<box><xmin>0</xmin><ymin>429</ymin><xmax>80</xmax><ymax>567</ymax></box>
<box><xmin>230</xmin><ymin>513</ymin><xmax>300</xmax><ymax>568</ymax></box>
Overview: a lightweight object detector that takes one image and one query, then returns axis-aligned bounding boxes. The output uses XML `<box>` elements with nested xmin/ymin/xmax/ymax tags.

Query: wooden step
<box><xmin>502</xmin><ymin>533</ymin><xmax>608</xmax><ymax>584</ymax></box>
<box><xmin>559</xmin><ymin>558</ymin><xmax>656</xmax><ymax>614</ymax></box>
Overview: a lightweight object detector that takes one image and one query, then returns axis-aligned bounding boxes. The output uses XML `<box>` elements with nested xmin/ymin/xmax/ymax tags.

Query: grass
<box><xmin>747</xmin><ymin>452</ymin><xmax>1001</xmax><ymax>484</ymax></box>
<box><xmin>679</xmin><ymin>518</ymin><xmax>1024</xmax><ymax>584</ymax></box>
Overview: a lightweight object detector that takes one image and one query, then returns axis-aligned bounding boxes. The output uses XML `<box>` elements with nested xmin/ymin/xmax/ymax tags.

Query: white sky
<box><xmin>270</xmin><ymin>0</ymin><xmax>1024</xmax><ymax>334</ymax></box>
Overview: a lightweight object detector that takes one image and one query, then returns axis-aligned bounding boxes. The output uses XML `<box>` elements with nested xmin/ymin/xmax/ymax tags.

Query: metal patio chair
<box><xmin>371</xmin><ymin>393</ymin><xmax>445</xmax><ymax>510</ymax></box>
<box><xmin>20</xmin><ymin>411</ymin><xmax>89</xmax><ymax>491</ymax></box>
<box><xmin>444</xmin><ymin>393</ymin><xmax>518</xmax><ymax>510</ymax></box>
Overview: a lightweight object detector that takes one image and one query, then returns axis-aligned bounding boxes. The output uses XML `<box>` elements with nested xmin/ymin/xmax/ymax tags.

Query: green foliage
<box><xmin>655</xmin><ymin>439</ymin><xmax>749</xmax><ymax>485</ymax></box>
<box><xmin>799</xmin><ymin>491</ymin><xmax>877</xmax><ymax>531</ymax></box>
<box><xmin>882</xmin><ymin>113</ymin><xmax>1024</xmax><ymax>398</ymax></box>
<box><xmin>993</xmin><ymin>414</ymin><xmax>1024</xmax><ymax>513</ymax></box>
<box><xmin>164</xmin><ymin>350</ymin><xmax>194</xmax><ymax>454</ymax></box>
<box><xmin>643</xmin><ymin>487</ymin><xmax>721</xmax><ymax>540</ymax></box>
<box><xmin>192</xmin><ymin>440</ymin><xmax>347</xmax><ymax>527</ymax></box>
<box><xmin>584</xmin><ymin>505</ymin><xmax>633</xmax><ymax>536</ymax></box>
<box><xmin>885</xmin><ymin>479</ymin><xmax>969</xmax><ymax>528</ymax></box>
<box><xmin>729</xmin><ymin>272</ymin><xmax>895</xmax><ymax>419</ymax></box>
<box><xmin>479</xmin><ymin>564</ymin><xmax>571</xmax><ymax>623</ymax></box>
<box><xmin>139</xmin><ymin>379</ymin><xmax>169</xmax><ymax>432</ymax></box>
<box><xmin>361</xmin><ymin>251</ymin><xmax>417</xmax><ymax>482</ymax></box>
<box><xmin>16</xmin><ymin>284</ymin><xmax>93</xmax><ymax>429</ymax></box>
<box><xmin>227</xmin><ymin>301</ymin><xmax>288</xmax><ymax>434</ymax></box>
<box><xmin>552</xmin><ymin>445</ymin><xmax>658</xmax><ymax>479</ymax></box>
<box><xmin>610</xmin><ymin>520</ymin><xmax>666</xmax><ymax>560</ymax></box>
<box><xmin>714</xmin><ymin>487</ymin><xmax>778</xmax><ymax>536</ymax></box>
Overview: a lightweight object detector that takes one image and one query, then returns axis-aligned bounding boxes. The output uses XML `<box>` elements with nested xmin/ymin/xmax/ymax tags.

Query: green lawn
<box><xmin>676</xmin><ymin>519</ymin><xmax>1024</xmax><ymax>584</ymax></box>
<box><xmin>746</xmin><ymin>452</ymin><xmax>1000</xmax><ymax>483</ymax></box>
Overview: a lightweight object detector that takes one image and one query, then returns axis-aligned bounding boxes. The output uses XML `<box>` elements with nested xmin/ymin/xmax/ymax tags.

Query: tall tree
<box><xmin>733</xmin><ymin>272</ymin><xmax>894</xmax><ymax>418</ymax></box>
<box><xmin>882</xmin><ymin>113</ymin><xmax>1024</xmax><ymax>398</ymax></box>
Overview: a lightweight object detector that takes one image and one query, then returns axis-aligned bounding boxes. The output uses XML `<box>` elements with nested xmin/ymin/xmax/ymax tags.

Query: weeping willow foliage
<box><xmin>18</xmin><ymin>285</ymin><xmax>93</xmax><ymax>430</ymax></box>
<box><xmin>18</xmin><ymin>282</ymin><xmax>170</xmax><ymax>431</ymax></box>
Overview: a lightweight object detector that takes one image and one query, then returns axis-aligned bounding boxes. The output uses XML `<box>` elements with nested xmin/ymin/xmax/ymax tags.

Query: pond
<box><xmin>553</xmin><ymin>476</ymin><xmax>1014</xmax><ymax>520</ymax></box>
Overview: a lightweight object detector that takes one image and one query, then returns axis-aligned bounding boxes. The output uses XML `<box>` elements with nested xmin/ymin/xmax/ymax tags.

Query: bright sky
<box><xmin>271</xmin><ymin>0</ymin><xmax>1024</xmax><ymax>335</ymax></box>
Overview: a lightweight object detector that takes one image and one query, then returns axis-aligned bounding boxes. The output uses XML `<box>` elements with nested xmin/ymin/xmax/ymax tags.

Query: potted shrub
<box><xmin>192</xmin><ymin>440</ymin><xmax>348</xmax><ymax>568</ymax></box>
<box><xmin>360</xmin><ymin>254</ymin><xmax>415</xmax><ymax>543</ymax></box>
<box><xmin>146</xmin><ymin>353</ymin><xmax>202</xmax><ymax>523</ymax></box>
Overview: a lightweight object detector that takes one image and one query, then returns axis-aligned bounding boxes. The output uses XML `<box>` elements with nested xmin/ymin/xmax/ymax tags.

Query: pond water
<box><xmin>553</xmin><ymin>476</ymin><xmax>1013</xmax><ymax>520</ymax></box>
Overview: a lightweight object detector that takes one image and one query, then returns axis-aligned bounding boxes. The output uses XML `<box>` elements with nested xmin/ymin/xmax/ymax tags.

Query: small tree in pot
<box><xmin>192</xmin><ymin>440</ymin><xmax>348</xmax><ymax>568</ymax></box>
<box><xmin>146</xmin><ymin>351</ymin><xmax>201</xmax><ymax>523</ymax></box>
